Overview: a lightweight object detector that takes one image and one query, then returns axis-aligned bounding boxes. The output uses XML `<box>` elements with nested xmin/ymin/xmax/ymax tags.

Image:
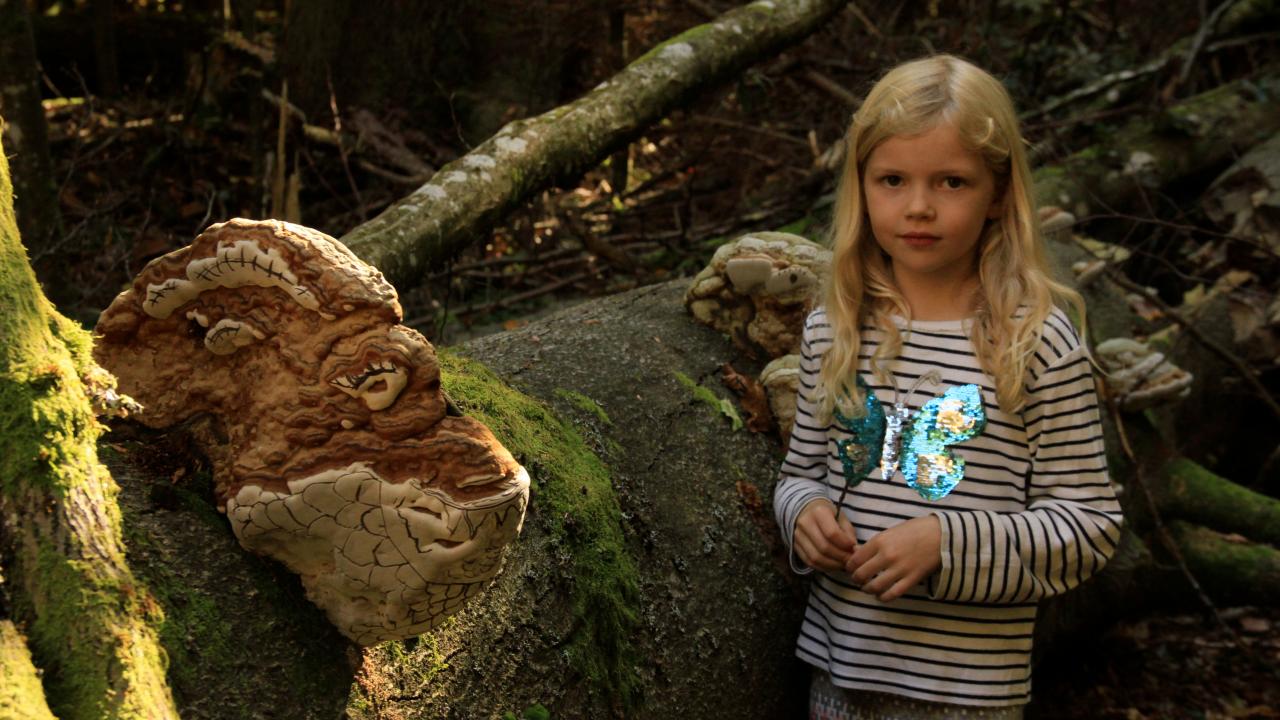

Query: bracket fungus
<box><xmin>760</xmin><ymin>354</ymin><xmax>801</xmax><ymax>442</ymax></box>
<box><xmin>94</xmin><ymin>218</ymin><xmax>529</xmax><ymax>644</ymax></box>
<box><xmin>685</xmin><ymin>231</ymin><xmax>829</xmax><ymax>358</ymax></box>
<box><xmin>1096</xmin><ymin>337</ymin><xmax>1194</xmax><ymax>412</ymax></box>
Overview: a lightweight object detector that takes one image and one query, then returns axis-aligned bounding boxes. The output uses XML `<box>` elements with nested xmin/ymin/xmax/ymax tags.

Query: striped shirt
<box><xmin>773</xmin><ymin>306</ymin><xmax>1123</xmax><ymax>707</ymax></box>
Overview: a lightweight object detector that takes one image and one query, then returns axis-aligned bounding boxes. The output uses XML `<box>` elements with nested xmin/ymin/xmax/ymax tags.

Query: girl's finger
<box><xmin>835</xmin><ymin>511</ymin><xmax>859</xmax><ymax>547</ymax></box>
<box><xmin>796</xmin><ymin>533</ymin><xmax>840</xmax><ymax>572</ymax></box>
<box><xmin>877</xmin><ymin>574</ymin><xmax>919</xmax><ymax>603</ymax></box>
<box><xmin>850</xmin><ymin>549</ymin><xmax>889</xmax><ymax>586</ymax></box>
<box><xmin>814</xmin><ymin>510</ymin><xmax>856</xmax><ymax>553</ymax></box>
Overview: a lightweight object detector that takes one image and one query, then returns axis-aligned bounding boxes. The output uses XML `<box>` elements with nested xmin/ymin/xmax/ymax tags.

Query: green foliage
<box><xmin>439</xmin><ymin>351</ymin><xmax>641</xmax><ymax>709</ymax></box>
<box><xmin>674</xmin><ymin>371</ymin><xmax>743</xmax><ymax>431</ymax></box>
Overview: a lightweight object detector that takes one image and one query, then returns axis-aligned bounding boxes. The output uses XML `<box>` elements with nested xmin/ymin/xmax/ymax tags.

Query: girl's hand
<box><xmin>845</xmin><ymin>515</ymin><xmax>941</xmax><ymax>602</ymax></box>
<box><xmin>794</xmin><ymin>500</ymin><xmax>858</xmax><ymax>572</ymax></box>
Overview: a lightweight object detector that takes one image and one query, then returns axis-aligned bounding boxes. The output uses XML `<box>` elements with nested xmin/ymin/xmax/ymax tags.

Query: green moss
<box><xmin>553</xmin><ymin>388</ymin><xmax>612</xmax><ymax>425</ymax></box>
<box><xmin>504</xmin><ymin>703</ymin><xmax>552</xmax><ymax>720</ymax></box>
<box><xmin>439</xmin><ymin>350</ymin><xmax>641</xmax><ymax>709</ymax></box>
<box><xmin>29</xmin><ymin>542</ymin><xmax>171</xmax><ymax>719</ymax></box>
<box><xmin>0</xmin><ymin>620</ymin><xmax>57</xmax><ymax>720</ymax></box>
<box><xmin>631</xmin><ymin>22</ymin><xmax>715</xmax><ymax>65</ymax></box>
<box><xmin>674</xmin><ymin>371</ymin><xmax>743</xmax><ymax>431</ymax></box>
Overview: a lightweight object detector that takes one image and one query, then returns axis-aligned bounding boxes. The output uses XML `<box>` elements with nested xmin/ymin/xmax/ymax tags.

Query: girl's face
<box><xmin>862</xmin><ymin>122</ymin><xmax>1002</xmax><ymax>288</ymax></box>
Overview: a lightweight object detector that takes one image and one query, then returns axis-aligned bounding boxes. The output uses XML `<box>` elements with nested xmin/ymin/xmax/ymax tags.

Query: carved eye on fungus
<box><xmin>329</xmin><ymin>360</ymin><xmax>410</xmax><ymax>411</ymax></box>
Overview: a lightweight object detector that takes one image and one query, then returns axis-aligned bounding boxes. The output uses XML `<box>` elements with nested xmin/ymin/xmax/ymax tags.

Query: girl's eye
<box><xmin>880</xmin><ymin>175</ymin><xmax>903</xmax><ymax>188</ymax></box>
<box><xmin>943</xmin><ymin>176</ymin><xmax>967</xmax><ymax>189</ymax></box>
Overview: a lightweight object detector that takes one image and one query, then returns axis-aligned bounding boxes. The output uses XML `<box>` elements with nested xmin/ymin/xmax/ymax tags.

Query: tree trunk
<box><xmin>0</xmin><ymin>134</ymin><xmax>177</xmax><ymax>718</ymax></box>
<box><xmin>0</xmin><ymin>0</ymin><xmax>61</xmax><ymax>268</ymax></box>
<box><xmin>91</xmin><ymin>0</ymin><xmax>119</xmax><ymax>98</ymax></box>
<box><xmin>338</xmin><ymin>0</ymin><xmax>852</xmax><ymax>289</ymax></box>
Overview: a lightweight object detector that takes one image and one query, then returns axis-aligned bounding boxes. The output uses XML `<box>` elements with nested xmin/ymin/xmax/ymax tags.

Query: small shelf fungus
<box><xmin>684</xmin><ymin>231</ymin><xmax>830</xmax><ymax>359</ymax></box>
<box><xmin>685</xmin><ymin>232</ymin><xmax>827</xmax><ymax>442</ymax></box>
<box><xmin>1096</xmin><ymin>337</ymin><xmax>1194</xmax><ymax>411</ymax></box>
<box><xmin>93</xmin><ymin>218</ymin><xmax>530</xmax><ymax>645</ymax></box>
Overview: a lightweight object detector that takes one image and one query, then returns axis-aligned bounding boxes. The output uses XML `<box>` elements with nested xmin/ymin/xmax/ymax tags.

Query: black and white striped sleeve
<box><xmin>773</xmin><ymin>311</ymin><xmax>833</xmax><ymax>575</ymax></box>
<box><xmin>928</xmin><ymin>328</ymin><xmax>1124</xmax><ymax>603</ymax></box>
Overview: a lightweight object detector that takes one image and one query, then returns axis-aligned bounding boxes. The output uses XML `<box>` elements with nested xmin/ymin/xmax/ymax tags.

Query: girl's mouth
<box><xmin>900</xmin><ymin>233</ymin><xmax>941</xmax><ymax>247</ymax></box>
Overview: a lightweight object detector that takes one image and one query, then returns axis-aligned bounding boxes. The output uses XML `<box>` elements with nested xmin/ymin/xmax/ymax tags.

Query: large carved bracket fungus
<box><xmin>685</xmin><ymin>232</ymin><xmax>829</xmax><ymax>358</ymax></box>
<box><xmin>93</xmin><ymin>218</ymin><xmax>529</xmax><ymax>644</ymax></box>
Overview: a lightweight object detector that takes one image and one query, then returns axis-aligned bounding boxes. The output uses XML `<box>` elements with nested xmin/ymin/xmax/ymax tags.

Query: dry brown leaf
<box><xmin>1240</xmin><ymin>616</ymin><xmax>1272</xmax><ymax>634</ymax></box>
<box><xmin>720</xmin><ymin>362</ymin><xmax>774</xmax><ymax>434</ymax></box>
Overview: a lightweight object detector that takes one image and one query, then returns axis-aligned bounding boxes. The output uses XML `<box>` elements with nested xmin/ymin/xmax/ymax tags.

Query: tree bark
<box><xmin>338</xmin><ymin>0</ymin><xmax>852</xmax><ymax>289</ymax></box>
<box><xmin>0</xmin><ymin>134</ymin><xmax>177</xmax><ymax>718</ymax></box>
<box><xmin>0</xmin><ymin>0</ymin><xmax>61</xmax><ymax>265</ymax></box>
<box><xmin>91</xmin><ymin>0</ymin><xmax>119</xmax><ymax>98</ymax></box>
<box><xmin>1034</xmin><ymin>71</ymin><xmax>1280</xmax><ymax>219</ymax></box>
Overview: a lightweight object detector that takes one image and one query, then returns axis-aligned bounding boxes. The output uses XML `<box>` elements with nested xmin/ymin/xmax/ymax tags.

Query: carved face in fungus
<box><xmin>94</xmin><ymin>219</ymin><xmax>530</xmax><ymax>644</ymax></box>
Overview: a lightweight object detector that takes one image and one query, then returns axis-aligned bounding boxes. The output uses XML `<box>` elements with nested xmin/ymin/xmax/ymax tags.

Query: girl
<box><xmin>773</xmin><ymin>55</ymin><xmax>1123</xmax><ymax>719</ymax></box>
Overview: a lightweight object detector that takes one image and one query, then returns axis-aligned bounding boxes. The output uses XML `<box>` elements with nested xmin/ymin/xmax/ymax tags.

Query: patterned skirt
<box><xmin>809</xmin><ymin>670</ymin><xmax>1026</xmax><ymax>720</ymax></box>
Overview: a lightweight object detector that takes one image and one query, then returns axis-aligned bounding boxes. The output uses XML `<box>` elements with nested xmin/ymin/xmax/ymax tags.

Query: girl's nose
<box><xmin>906</xmin><ymin>189</ymin><xmax>935</xmax><ymax>220</ymax></box>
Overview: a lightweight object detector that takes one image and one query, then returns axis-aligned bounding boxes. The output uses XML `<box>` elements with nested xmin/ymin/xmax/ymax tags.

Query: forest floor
<box><xmin>1030</xmin><ymin>607</ymin><xmax>1280</xmax><ymax>720</ymax></box>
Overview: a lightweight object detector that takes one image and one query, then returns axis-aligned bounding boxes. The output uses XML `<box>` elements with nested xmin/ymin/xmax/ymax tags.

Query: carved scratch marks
<box><xmin>143</xmin><ymin>239</ymin><xmax>321</xmax><ymax>319</ymax></box>
<box><xmin>227</xmin><ymin>461</ymin><xmax>528</xmax><ymax>644</ymax></box>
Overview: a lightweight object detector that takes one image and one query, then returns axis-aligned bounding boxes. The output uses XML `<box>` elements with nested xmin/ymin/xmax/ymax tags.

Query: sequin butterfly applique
<box><xmin>896</xmin><ymin>383</ymin><xmax>986</xmax><ymax>501</ymax></box>
<box><xmin>831</xmin><ymin>373</ymin><xmax>886</xmax><ymax>486</ymax></box>
<box><xmin>831</xmin><ymin>371</ymin><xmax>987</xmax><ymax>502</ymax></box>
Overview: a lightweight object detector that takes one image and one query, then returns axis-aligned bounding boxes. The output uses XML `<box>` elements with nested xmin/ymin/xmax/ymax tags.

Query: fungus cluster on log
<box><xmin>93</xmin><ymin>218</ymin><xmax>530</xmax><ymax>644</ymax></box>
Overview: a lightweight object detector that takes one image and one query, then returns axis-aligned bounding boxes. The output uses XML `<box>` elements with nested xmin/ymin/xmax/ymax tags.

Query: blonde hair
<box><xmin>815</xmin><ymin>54</ymin><xmax>1085</xmax><ymax>421</ymax></box>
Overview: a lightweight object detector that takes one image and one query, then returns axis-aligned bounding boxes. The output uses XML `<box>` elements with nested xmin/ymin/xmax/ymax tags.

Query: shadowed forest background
<box><xmin>3</xmin><ymin>0</ymin><xmax>1280</xmax><ymax>718</ymax></box>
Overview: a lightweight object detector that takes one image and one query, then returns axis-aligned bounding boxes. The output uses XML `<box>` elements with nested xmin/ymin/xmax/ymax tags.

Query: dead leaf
<box><xmin>1228</xmin><ymin>295</ymin><xmax>1268</xmax><ymax>344</ymax></box>
<box><xmin>720</xmin><ymin>363</ymin><xmax>774</xmax><ymax>434</ymax></box>
<box><xmin>1240</xmin><ymin>616</ymin><xmax>1272</xmax><ymax>634</ymax></box>
<box><xmin>502</xmin><ymin>319</ymin><xmax>527</xmax><ymax>331</ymax></box>
<box><xmin>1126</xmin><ymin>293</ymin><xmax>1164</xmax><ymax>322</ymax></box>
<box><xmin>1216</xmin><ymin>269</ymin><xmax>1257</xmax><ymax>291</ymax></box>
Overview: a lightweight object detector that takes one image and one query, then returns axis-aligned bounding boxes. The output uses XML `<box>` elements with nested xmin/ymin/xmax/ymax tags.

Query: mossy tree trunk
<box><xmin>0</xmin><ymin>135</ymin><xmax>178</xmax><ymax>717</ymax></box>
<box><xmin>338</xmin><ymin>0</ymin><xmax>851</xmax><ymax>289</ymax></box>
<box><xmin>1034</xmin><ymin>71</ymin><xmax>1280</xmax><ymax>219</ymax></box>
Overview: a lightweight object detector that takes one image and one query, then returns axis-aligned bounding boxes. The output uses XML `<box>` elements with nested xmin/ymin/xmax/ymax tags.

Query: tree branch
<box><xmin>338</xmin><ymin>0</ymin><xmax>852</xmax><ymax>289</ymax></box>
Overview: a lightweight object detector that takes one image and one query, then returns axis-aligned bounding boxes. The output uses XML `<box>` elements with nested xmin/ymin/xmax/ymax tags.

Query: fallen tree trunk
<box><xmin>0</xmin><ymin>136</ymin><xmax>178</xmax><ymax>717</ymax></box>
<box><xmin>1024</xmin><ymin>0</ymin><xmax>1279</xmax><ymax>123</ymax></box>
<box><xmin>1034</xmin><ymin>71</ymin><xmax>1280</xmax><ymax>218</ymax></box>
<box><xmin>338</xmin><ymin>0</ymin><xmax>851</xmax><ymax>288</ymax></box>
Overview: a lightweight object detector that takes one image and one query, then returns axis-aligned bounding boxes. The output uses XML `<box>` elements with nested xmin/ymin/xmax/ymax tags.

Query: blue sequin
<box><xmin>833</xmin><ymin>375</ymin><xmax>987</xmax><ymax>502</ymax></box>
<box><xmin>832</xmin><ymin>374</ymin><xmax>885</xmax><ymax>489</ymax></box>
<box><xmin>899</xmin><ymin>384</ymin><xmax>987</xmax><ymax>501</ymax></box>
